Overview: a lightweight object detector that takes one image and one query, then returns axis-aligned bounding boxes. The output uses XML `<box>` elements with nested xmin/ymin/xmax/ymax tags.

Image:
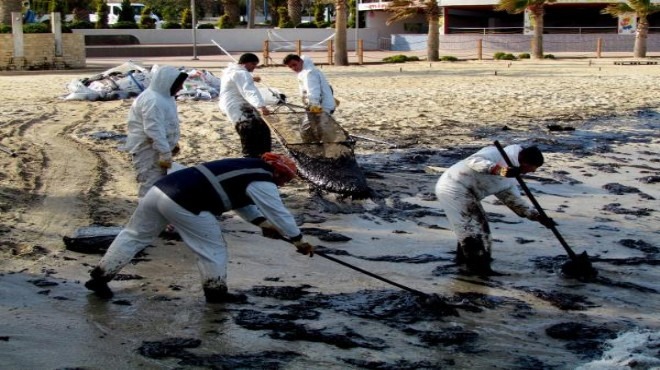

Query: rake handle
<box><xmin>493</xmin><ymin>141</ymin><xmax>578</xmax><ymax>261</ymax></box>
<box><xmin>316</xmin><ymin>251</ymin><xmax>430</xmax><ymax>298</ymax></box>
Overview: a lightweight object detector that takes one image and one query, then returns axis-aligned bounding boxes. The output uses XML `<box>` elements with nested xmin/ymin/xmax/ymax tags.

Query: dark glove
<box><xmin>259</xmin><ymin>221</ymin><xmax>282</xmax><ymax>240</ymax></box>
<box><xmin>529</xmin><ymin>212</ymin><xmax>556</xmax><ymax>228</ymax></box>
<box><xmin>172</xmin><ymin>143</ymin><xmax>180</xmax><ymax>157</ymax></box>
<box><xmin>293</xmin><ymin>240</ymin><xmax>314</xmax><ymax>257</ymax></box>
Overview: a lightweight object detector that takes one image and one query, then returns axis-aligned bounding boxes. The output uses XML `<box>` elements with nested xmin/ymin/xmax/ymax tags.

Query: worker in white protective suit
<box><xmin>219</xmin><ymin>53</ymin><xmax>272</xmax><ymax>158</ymax></box>
<box><xmin>123</xmin><ymin>65</ymin><xmax>188</xmax><ymax>197</ymax></box>
<box><xmin>435</xmin><ymin>144</ymin><xmax>555</xmax><ymax>276</ymax></box>
<box><xmin>85</xmin><ymin>152</ymin><xmax>315</xmax><ymax>303</ymax></box>
<box><xmin>283</xmin><ymin>54</ymin><xmax>338</xmax><ymax>143</ymax></box>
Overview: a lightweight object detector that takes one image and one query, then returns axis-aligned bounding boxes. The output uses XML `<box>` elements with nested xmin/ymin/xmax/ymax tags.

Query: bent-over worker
<box><xmin>219</xmin><ymin>53</ymin><xmax>272</xmax><ymax>158</ymax></box>
<box><xmin>435</xmin><ymin>144</ymin><xmax>554</xmax><ymax>275</ymax></box>
<box><xmin>85</xmin><ymin>153</ymin><xmax>315</xmax><ymax>303</ymax></box>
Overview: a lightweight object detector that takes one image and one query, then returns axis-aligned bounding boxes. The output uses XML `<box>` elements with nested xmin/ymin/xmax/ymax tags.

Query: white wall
<box><xmin>73</xmin><ymin>28</ymin><xmax>382</xmax><ymax>51</ymax></box>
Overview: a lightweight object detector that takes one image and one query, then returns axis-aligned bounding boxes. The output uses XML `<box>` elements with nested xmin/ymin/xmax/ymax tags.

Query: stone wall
<box><xmin>0</xmin><ymin>33</ymin><xmax>86</xmax><ymax>70</ymax></box>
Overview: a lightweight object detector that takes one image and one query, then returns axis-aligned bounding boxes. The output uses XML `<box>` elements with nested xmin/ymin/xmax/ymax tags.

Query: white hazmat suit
<box><xmin>435</xmin><ymin>144</ymin><xmax>539</xmax><ymax>271</ymax></box>
<box><xmin>218</xmin><ymin>62</ymin><xmax>271</xmax><ymax>157</ymax></box>
<box><xmin>123</xmin><ymin>65</ymin><xmax>185</xmax><ymax>197</ymax></box>
<box><xmin>297</xmin><ymin>56</ymin><xmax>335</xmax><ymax>114</ymax></box>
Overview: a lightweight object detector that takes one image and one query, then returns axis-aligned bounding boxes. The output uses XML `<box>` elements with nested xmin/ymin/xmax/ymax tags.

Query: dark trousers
<box><xmin>235</xmin><ymin>116</ymin><xmax>272</xmax><ymax>158</ymax></box>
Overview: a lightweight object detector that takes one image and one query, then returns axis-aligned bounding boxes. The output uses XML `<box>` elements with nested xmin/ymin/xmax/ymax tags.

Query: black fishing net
<box><xmin>263</xmin><ymin>108</ymin><xmax>370</xmax><ymax>198</ymax></box>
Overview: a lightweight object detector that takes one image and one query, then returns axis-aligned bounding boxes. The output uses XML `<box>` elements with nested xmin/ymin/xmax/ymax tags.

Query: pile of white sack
<box><xmin>64</xmin><ymin>61</ymin><xmax>221</xmax><ymax>102</ymax></box>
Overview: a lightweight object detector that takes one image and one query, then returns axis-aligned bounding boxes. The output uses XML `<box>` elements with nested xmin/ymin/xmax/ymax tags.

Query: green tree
<box><xmin>181</xmin><ymin>6</ymin><xmax>192</xmax><ymax>28</ymax></box>
<box><xmin>95</xmin><ymin>0</ymin><xmax>108</xmax><ymax>29</ymax></box>
<box><xmin>277</xmin><ymin>5</ymin><xmax>292</xmax><ymax>27</ymax></box>
<box><xmin>386</xmin><ymin>0</ymin><xmax>441</xmax><ymax>61</ymax></box>
<box><xmin>602</xmin><ymin>0</ymin><xmax>660</xmax><ymax>58</ymax></box>
<box><xmin>139</xmin><ymin>6</ymin><xmax>156</xmax><ymax>28</ymax></box>
<box><xmin>118</xmin><ymin>0</ymin><xmax>135</xmax><ymax>22</ymax></box>
<box><xmin>496</xmin><ymin>0</ymin><xmax>556</xmax><ymax>60</ymax></box>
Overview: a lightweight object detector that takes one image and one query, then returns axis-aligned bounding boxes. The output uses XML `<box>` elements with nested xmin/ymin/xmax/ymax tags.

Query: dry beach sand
<box><xmin>1</xmin><ymin>58</ymin><xmax>659</xmax><ymax>369</ymax></box>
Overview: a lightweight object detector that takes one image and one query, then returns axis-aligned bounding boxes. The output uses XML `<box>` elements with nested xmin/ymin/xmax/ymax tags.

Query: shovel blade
<box><xmin>561</xmin><ymin>251</ymin><xmax>598</xmax><ymax>280</ymax></box>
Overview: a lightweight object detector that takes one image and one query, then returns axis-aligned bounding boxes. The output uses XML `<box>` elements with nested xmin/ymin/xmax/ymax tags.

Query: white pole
<box><xmin>191</xmin><ymin>0</ymin><xmax>198</xmax><ymax>60</ymax></box>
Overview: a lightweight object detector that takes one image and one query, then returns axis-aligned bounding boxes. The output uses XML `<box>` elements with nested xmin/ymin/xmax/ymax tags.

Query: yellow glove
<box><xmin>308</xmin><ymin>105</ymin><xmax>323</xmax><ymax>114</ymax></box>
<box><xmin>293</xmin><ymin>240</ymin><xmax>314</xmax><ymax>257</ymax></box>
<box><xmin>158</xmin><ymin>152</ymin><xmax>172</xmax><ymax>169</ymax></box>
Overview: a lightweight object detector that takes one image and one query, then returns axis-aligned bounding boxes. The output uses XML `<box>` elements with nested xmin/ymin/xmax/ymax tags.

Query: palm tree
<box><xmin>386</xmin><ymin>0</ymin><xmax>441</xmax><ymax>61</ymax></box>
<box><xmin>221</xmin><ymin>0</ymin><xmax>240</xmax><ymax>24</ymax></box>
<box><xmin>496</xmin><ymin>0</ymin><xmax>556</xmax><ymax>59</ymax></box>
<box><xmin>1</xmin><ymin>0</ymin><xmax>23</xmax><ymax>25</ymax></box>
<box><xmin>288</xmin><ymin>0</ymin><xmax>302</xmax><ymax>25</ymax></box>
<box><xmin>602</xmin><ymin>0</ymin><xmax>660</xmax><ymax>58</ymax></box>
<box><xmin>334</xmin><ymin>0</ymin><xmax>348</xmax><ymax>65</ymax></box>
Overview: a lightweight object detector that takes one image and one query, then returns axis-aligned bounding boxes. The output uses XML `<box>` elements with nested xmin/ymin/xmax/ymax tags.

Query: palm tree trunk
<box><xmin>531</xmin><ymin>8</ymin><xmax>544</xmax><ymax>59</ymax></box>
<box><xmin>634</xmin><ymin>15</ymin><xmax>648</xmax><ymax>58</ymax></box>
<box><xmin>1</xmin><ymin>0</ymin><xmax>23</xmax><ymax>25</ymax></box>
<box><xmin>221</xmin><ymin>0</ymin><xmax>240</xmax><ymax>24</ymax></box>
<box><xmin>288</xmin><ymin>0</ymin><xmax>301</xmax><ymax>26</ymax></box>
<box><xmin>427</xmin><ymin>0</ymin><xmax>440</xmax><ymax>61</ymax></box>
<box><xmin>334</xmin><ymin>0</ymin><xmax>349</xmax><ymax>66</ymax></box>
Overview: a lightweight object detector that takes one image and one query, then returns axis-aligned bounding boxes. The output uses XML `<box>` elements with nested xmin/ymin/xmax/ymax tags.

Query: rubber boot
<box><xmin>84</xmin><ymin>266</ymin><xmax>114</xmax><ymax>299</ymax></box>
<box><xmin>455</xmin><ymin>243</ymin><xmax>466</xmax><ymax>264</ymax></box>
<box><xmin>203</xmin><ymin>284</ymin><xmax>229</xmax><ymax>304</ymax></box>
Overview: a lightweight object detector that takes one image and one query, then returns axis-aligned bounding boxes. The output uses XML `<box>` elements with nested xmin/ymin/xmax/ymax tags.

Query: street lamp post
<box><xmin>191</xmin><ymin>0</ymin><xmax>198</xmax><ymax>60</ymax></box>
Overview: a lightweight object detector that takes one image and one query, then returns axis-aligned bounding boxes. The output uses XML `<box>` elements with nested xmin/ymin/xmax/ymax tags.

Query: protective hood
<box><xmin>148</xmin><ymin>65</ymin><xmax>184</xmax><ymax>97</ymax></box>
<box><xmin>301</xmin><ymin>55</ymin><xmax>316</xmax><ymax>71</ymax></box>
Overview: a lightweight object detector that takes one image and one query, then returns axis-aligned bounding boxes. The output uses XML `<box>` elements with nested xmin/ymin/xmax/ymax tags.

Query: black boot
<box><xmin>203</xmin><ymin>284</ymin><xmax>229</xmax><ymax>304</ymax></box>
<box><xmin>455</xmin><ymin>243</ymin><xmax>466</xmax><ymax>264</ymax></box>
<box><xmin>84</xmin><ymin>267</ymin><xmax>114</xmax><ymax>299</ymax></box>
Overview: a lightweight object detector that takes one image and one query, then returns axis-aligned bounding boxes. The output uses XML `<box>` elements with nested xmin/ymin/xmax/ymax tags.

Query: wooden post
<box><xmin>358</xmin><ymin>39</ymin><xmax>364</xmax><ymax>65</ymax></box>
<box><xmin>296</xmin><ymin>40</ymin><xmax>302</xmax><ymax>55</ymax></box>
<box><xmin>52</xmin><ymin>12</ymin><xmax>63</xmax><ymax>57</ymax></box>
<box><xmin>477</xmin><ymin>39</ymin><xmax>483</xmax><ymax>61</ymax></box>
<box><xmin>263</xmin><ymin>40</ymin><xmax>269</xmax><ymax>66</ymax></box>
<box><xmin>328</xmin><ymin>40</ymin><xmax>333</xmax><ymax>65</ymax></box>
<box><xmin>596</xmin><ymin>37</ymin><xmax>602</xmax><ymax>59</ymax></box>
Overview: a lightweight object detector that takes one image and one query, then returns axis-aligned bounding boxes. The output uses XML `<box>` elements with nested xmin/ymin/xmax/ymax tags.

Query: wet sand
<box><xmin>1</xmin><ymin>58</ymin><xmax>659</xmax><ymax>369</ymax></box>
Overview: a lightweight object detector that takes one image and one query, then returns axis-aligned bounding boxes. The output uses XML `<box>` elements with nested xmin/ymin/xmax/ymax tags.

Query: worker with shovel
<box><xmin>435</xmin><ymin>144</ymin><xmax>555</xmax><ymax>276</ymax></box>
<box><xmin>85</xmin><ymin>152</ymin><xmax>314</xmax><ymax>303</ymax></box>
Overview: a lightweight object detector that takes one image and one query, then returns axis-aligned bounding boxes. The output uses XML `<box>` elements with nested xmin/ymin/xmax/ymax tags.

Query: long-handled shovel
<box><xmin>314</xmin><ymin>250</ymin><xmax>458</xmax><ymax>315</ymax></box>
<box><xmin>276</xmin><ymin>235</ymin><xmax>457</xmax><ymax>313</ymax></box>
<box><xmin>493</xmin><ymin>140</ymin><xmax>597</xmax><ymax>280</ymax></box>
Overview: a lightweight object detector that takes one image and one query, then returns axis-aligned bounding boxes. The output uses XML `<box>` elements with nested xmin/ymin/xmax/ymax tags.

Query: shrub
<box><xmin>518</xmin><ymin>53</ymin><xmax>530</xmax><ymax>59</ymax></box>
<box><xmin>139</xmin><ymin>7</ymin><xmax>156</xmax><ymax>29</ymax></box>
<box><xmin>0</xmin><ymin>23</ymin><xmax>11</xmax><ymax>33</ymax></box>
<box><xmin>69</xmin><ymin>20</ymin><xmax>95</xmax><ymax>29</ymax></box>
<box><xmin>217</xmin><ymin>15</ymin><xmax>233</xmax><ymax>29</ymax></box>
<box><xmin>296</xmin><ymin>22</ymin><xmax>318</xmax><ymax>28</ymax></box>
<box><xmin>197</xmin><ymin>23</ymin><xmax>215</xmax><ymax>29</ymax></box>
<box><xmin>111</xmin><ymin>21</ymin><xmax>139</xmax><ymax>29</ymax></box>
<box><xmin>544</xmin><ymin>54</ymin><xmax>556</xmax><ymax>59</ymax></box>
<box><xmin>441</xmin><ymin>55</ymin><xmax>458</xmax><ymax>62</ymax></box>
<box><xmin>23</xmin><ymin>23</ymin><xmax>50</xmax><ymax>33</ymax></box>
<box><xmin>383</xmin><ymin>55</ymin><xmax>408</xmax><ymax>63</ymax></box>
<box><xmin>407</xmin><ymin>56</ymin><xmax>420</xmax><ymax>61</ymax></box>
<box><xmin>181</xmin><ymin>8</ymin><xmax>192</xmax><ymax>29</ymax></box>
<box><xmin>161</xmin><ymin>21</ymin><xmax>181</xmax><ymax>29</ymax></box>
<box><xmin>494</xmin><ymin>52</ymin><xmax>516</xmax><ymax>60</ymax></box>
<box><xmin>315</xmin><ymin>21</ymin><xmax>331</xmax><ymax>28</ymax></box>
<box><xmin>277</xmin><ymin>7</ymin><xmax>293</xmax><ymax>28</ymax></box>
